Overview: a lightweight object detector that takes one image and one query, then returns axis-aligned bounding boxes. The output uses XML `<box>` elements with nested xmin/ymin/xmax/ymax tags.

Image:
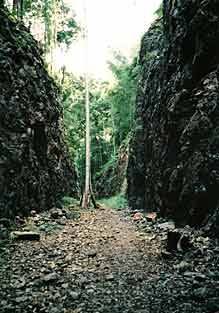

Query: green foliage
<box><xmin>61</xmin><ymin>196</ymin><xmax>79</xmax><ymax>207</ymax></box>
<box><xmin>57</xmin><ymin>16</ymin><xmax>80</xmax><ymax>47</ymax></box>
<box><xmin>108</xmin><ymin>53</ymin><xmax>139</xmax><ymax>148</ymax></box>
<box><xmin>61</xmin><ymin>52</ymin><xmax>139</xmax><ymax>192</ymax></box>
<box><xmin>38</xmin><ymin>222</ymin><xmax>63</xmax><ymax>233</ymax></box>
<box><xmin>96</xmin><ymin>154</ymin><xmax>118</xmax><ymax>178</ymax></box>
<box><xmin>61</xmin><ymin>73</ymin><xmax>86</xmax><ymax>182</ymax></box>
<box><xmin>42</xmin><ymin>0</ymin><xmax>80</xmax><ymax>57</ymax></box>
<box><xmin>4</xmin><ymin>1</ymin><xmax>138</xmax><ymax>198</ymax></box>
<box><xmin>5</xmin><ymin>0</ymin><xmax>80</xmax><ymax>59</ymax></box>
<box><xmin>42</xmin><ymin>0</ymin><xmax>54</xmax><ymax>52</ymax></box>
<box><xmin>145</xmin><ymin>50</ymin><xmax>159</xmax><ymax>61</ymax></box>
<box><xmin>99</xmin><ymin>194</ymin><xmax>128</xmax><ymax>209</ymax></box>
<box><xmin>154</xmin><ymin>3</ymin><xmax>163</xmax><ymax>18</ymax></box>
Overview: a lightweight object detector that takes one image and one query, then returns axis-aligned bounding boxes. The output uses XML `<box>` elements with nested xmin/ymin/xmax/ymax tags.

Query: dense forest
<box><xmin>0</xmin><ymin>1</ymin><xmax>219</xmax><ymax>312</ymax></box>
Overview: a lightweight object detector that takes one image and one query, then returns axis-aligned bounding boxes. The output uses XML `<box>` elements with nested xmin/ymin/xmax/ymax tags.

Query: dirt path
<box><xmin>0</xmin><ymin>208</ymin><xmax>218</xmax><ymax>313</ymax></box>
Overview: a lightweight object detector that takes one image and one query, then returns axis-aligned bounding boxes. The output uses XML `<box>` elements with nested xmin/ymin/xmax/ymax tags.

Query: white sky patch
<box><xmin>55</xmin><ymin>0</ymin><xmax>161</xmax><ymax>80</ymax></box>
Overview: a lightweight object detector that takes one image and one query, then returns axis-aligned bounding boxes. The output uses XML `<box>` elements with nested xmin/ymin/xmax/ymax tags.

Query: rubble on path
<box><xmin>0</xmin><ymin>207</ymin><xmax>218</xmax><ymax>313</ymax></box>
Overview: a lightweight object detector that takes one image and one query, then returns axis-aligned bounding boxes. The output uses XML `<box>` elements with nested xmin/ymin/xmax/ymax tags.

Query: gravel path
<box><xmin>0</xmin><ymin>207</ymin><xmax>218</xmax><ymax>313</ymax></box>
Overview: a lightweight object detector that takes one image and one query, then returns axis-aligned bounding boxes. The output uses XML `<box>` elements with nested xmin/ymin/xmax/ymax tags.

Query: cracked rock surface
<box><xmin>127</xmin><ymin>0</ymin><xmax>219</xmax><ymax>231</ymax></box>
<box><xmin>0</xmin><ymin>8</ymin><xmax>77</xmax><ymax>218</ymax></box>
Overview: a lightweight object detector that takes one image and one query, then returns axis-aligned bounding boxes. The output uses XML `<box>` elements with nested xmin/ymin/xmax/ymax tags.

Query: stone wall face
<box><xmin>96</xmin><ymin>143</ymin><xmax>129</xmax><ymax>198</ymax></box>
<box><xmin>127</xmin><ymin>18</ymin><xmax>164</xmax><ymax>212</ymax></box>
<box><xmin>128</xmin><ymin>0</ymin><xmax>219</xmax><ymax>230</ymax></box>
<box><xmin>0</xmin><ymin>9</ymin><xmax>78</xmax><ymax>218</ymax></box>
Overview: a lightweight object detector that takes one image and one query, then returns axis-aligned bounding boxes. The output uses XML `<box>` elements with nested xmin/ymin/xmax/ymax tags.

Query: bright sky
<box><xmin>55</xmin><ymin>0</ymin><xmax>161</xmax><ymax>80</ymax></box>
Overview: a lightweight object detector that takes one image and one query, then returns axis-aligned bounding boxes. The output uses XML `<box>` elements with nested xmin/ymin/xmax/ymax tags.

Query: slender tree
<box><xmin>13</xmin><ymin>0</ymin><xmax>19</xmax><ymax>16</ymax></box>
<box><xmin>13</xmin><ymin>0</ymin><xmax>24</xmax><ymax>19</ymax></box>
<box><xmin>81</xmin><ymin>0</ymin><xmax>97</xmax><ymax>209</ymax></box>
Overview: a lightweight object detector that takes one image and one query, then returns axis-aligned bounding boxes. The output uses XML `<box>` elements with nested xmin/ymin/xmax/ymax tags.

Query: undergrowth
<box><xmin>60</xmin><ymin>196</ymin><xmax>79</xmax><ymax>207</ymax></box>
<box><xmin>99</xmin><ymin>194</ymin><xmax>128</xmax><ymax>209</ymax></box>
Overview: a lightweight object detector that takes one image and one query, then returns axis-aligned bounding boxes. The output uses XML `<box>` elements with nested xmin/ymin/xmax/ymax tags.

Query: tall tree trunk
<box><xmin>43</xmin><ymin>0</ymin><xmax>57</xmax><ymax>72</ymax></box>
<box><xmin>111</xmin><ymin>107</ymin><xmax>116</xmax><ymax>157</ymax></box>
<box><xmin>61</xmin><ymin>65</ymin><xmax>66</xmax><ymax>85</ymax></box>
<box><xmin>13</xmin><ymin>0</ymin><xmax>19</xmax><ymax>16</ymax></box>
<box><xmin>81</xmin><ymin>0</ymin><xmax>96</xmax><ymax>209</ymax></box>
<box><xmin>13</xmin><ymin>0</ymin><xmax>24</xmax><ymax>20</ymax></box>
<box><xmin>82</xmin><ymin>44</ymin><xmax>91</xmax><ymax>208</ymax></box>
<box><xmin>20</xmin><ymin>0</ymin><xmax>24</xmax><ymax>20</ymax></box>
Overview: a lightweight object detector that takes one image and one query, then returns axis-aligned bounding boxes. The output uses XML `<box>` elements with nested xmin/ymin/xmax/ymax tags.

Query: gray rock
<box><xmin>50</xmin><ymin>208</ymin><xmax>63</xmax><ymax>219</ymax></box>
<box><xmin>15</xmin><ymin>296</ymin><xmax>28</xmax><ymax>303</ymax></box>
<box><xmin>87</xmin><ymin>249</ymin><xmax>97</xmax><ymax>258</ymax></box>
<box><xmin>105</xmin><ymin>273</ymin><xmax>114</xmax><ymax>281</ymax></box>
<box><xmin>183</xmin><ymin>272</ymin><xmax>206</xmax><ymax>281</ymax></box>
<box><xmin>61</xmin><ymin>283</ymin><xmax>69</xmax><ymax>289</ymax></box>
<box><xmin>0</xmin><ymin>227</ymin><xmax>8</xmax><ymax>240</ymax></box>
<box><xmin>11</xmin><ymin>231</ymin><xmax>40</xmax><ymax>241</ymax></box>
<box><xmin>193</xmin><ymin>287</ymin><xmax>208</xmax><ymax>299</ymax></box>
<box><xmin>158</xmin><ymin>221</ymin><xmax>175</xmax><ymax>231</ymax></box>
<box><xmin>69</xmin><ymin>291</ymin><xmax>81</xmax><ymax>300</ymax></box>
<box><xmin>0</xmin><ymin>218</ymin><xmax>11</xmax><ymax>227</ymax></box>
<box><xmin>206</xmin><ymin>298</ymin><xmax>219</xmax><ymax>311</ymax></box>
<box><xmin>174</xmin><ymin>261</ymin><xmax>190</xmax><ymax>272</ymax></box>
<box><xmin>42</xmin><ymin>273</ymin><xmax>59</xmax><ymax>283</ymax></box>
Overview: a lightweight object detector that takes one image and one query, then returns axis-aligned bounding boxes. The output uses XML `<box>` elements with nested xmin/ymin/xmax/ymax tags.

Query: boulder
<box><xmin>11</xmin><ymin>231</ymin><xmax>40</xmax><ymax>241</ymax></box>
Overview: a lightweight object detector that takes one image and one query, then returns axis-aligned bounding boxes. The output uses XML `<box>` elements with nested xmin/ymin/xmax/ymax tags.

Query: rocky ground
<box><xmin>0</xmin><ymin>206</ymin><xmax>219</xmax><ymax>313</ymax></box>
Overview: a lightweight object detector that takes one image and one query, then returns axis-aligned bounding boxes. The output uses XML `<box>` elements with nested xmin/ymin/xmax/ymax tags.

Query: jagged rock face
<box><xmin>96</xmin><ymin>143</ymin><xmax>129</xmax><ymax>198</ymax></box>
<box><xmin>128</xmin><ymin>0</ymin><xmax>219</xmax><ymax>229</ymax></box>
<box><xmin>0</xmin><ymin>9</ymin><xmax>78</xmax><ymax>218</ymax></box>
<box><xmin>127</xmin><ymin>19</ymin><xmax>164</xmax><ymax>211</ymax></box>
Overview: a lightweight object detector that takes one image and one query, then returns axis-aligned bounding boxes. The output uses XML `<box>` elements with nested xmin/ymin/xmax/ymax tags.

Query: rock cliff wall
<box><xmin>128</xmin><ymin>0</ymin><xmax>219</xmax><ymax>231</ymax></box>
<box><xmin>0</xmin><ymin>9</ymin><xmax>78</xmax><ymax>218</ymax></box>
<box><xmin>96</xmin><ymin>142</ymin><xmax>129</xmax><ymax>198</ymax></box>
